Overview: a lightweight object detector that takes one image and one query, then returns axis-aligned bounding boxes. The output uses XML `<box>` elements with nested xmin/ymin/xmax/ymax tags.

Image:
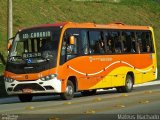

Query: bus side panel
<box><xmin>58</xmin><ymin>53</ymin><xmax>154</xmax><ymax>91</ymax></box>
<box><xmin>141</xmin><ymin>53</ymin><xmax>157</xmax><ymax>83</ymax></box>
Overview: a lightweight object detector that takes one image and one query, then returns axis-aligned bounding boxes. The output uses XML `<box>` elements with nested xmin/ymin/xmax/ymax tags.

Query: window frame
<box><xmin>60</xmin><ymin>28</ymin><xmax>155</xmax><ymax>65</ymax></box>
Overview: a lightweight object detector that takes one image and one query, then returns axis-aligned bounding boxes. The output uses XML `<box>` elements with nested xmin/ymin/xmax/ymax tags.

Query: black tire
<box><xmin>81</xmin><ymin>90</ymin><xmax>97</xmax><ymax>96</ymax></box>
<box><xmin>117</xmin><ymin>74</ymin><xmax>133</xmax><ymax>93</ymax></box>
<box><xmin>18</xmin><ymin>94</ymin><xmax>33</xmax><ymax>102</ymax></box>
<box><xmin>116</xmin><ymin>87</ymin><xmax>123</xmax><ymax>93</ymax></box>
<box><xmin>60</xmin><ymin>81</ymin><xmax>74</xmax><ymax>100</ymax></box>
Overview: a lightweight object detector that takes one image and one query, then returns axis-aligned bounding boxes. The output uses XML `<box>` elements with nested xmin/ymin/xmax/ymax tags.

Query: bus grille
<box><xmin>14</xmin><ymin>83</ymin><xmax>45</xmax><ymax>91</ymax></box>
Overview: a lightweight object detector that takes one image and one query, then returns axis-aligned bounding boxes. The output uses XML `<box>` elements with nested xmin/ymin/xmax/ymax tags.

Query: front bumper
<box><xmin>5</xmin><ymin>77</ymin><xmax>62</xmax><ymax>95</ymax></box>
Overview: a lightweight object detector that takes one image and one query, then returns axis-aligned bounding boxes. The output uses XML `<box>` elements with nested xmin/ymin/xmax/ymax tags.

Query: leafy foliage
<box><xmin>0</xmin><ymin>0</ymin><xmax>160</xmax><ymax>77</ymax></box>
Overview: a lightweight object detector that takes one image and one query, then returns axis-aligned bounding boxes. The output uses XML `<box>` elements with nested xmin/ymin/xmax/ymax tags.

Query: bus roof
<box><xmin>20</xmin><ymin>22</ymin><xmax>151</xmax><ymax>31</ymax></box>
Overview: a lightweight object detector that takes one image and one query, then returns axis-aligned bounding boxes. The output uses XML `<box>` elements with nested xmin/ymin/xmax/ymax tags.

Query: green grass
<box><xmin>0</xmin><ymin>0</ymin><xmax>160</xmax><ymax>77</ymax></box>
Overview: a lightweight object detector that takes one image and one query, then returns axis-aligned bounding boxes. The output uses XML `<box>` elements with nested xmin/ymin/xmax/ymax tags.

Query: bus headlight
<box><xmin>40</xmin><ymin>74</ymin><xmax>57</xmax><ymax>81</ymax></box>
<box><xmin>41</xmin><ymin>77</ymin><xmax>45</xmax><ymax>81</ymax></box>
<box><xmin>5</xmin><ymin>77</ymin><xmax>15</xmax><ymax>83</ymax></box>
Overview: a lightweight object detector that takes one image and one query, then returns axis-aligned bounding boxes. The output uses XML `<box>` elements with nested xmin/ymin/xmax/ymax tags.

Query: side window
<box><xmin>60</xmin><ymin>29</ymin><xmax>79</xmax><ymax>64</ymax></box>
<box><xmin>141</xmin><ymin>32</ymin><xmax>148</xmax><ymax>52</ymax></box>
<box><xmin>121</xmin><ymin>31</ymin><xmax>136</xmax><ymax>53</ymax></box>
<box><xmin>146</xmin><ymin>32</ymin><xmax>154</xmax><ymax>53</ymax></box>
<box><xmin>80</xmin><ymin>30</ymin><xmax>89</xmax><ymax>55</ymax></box>
<box><xmin>142</xmin><ymin>32</ymin><xmax>153</xmax><ymax>53</ymax></box>
<box><xmin>89</xmin><ymin>31</ymin><xmax>105</xmax><ymax>54</ymax></box>
<box><xmin>112</xmin><ymin>31</ymin><xmax>121</xmax><ymax>53</ymax></box>
<box><xmin>105</xmin><ymin>31</ymin><xmax>121</xmax><ymax>54</ymax></box>
<box><xmin>104</xmin><ymin>31</ymin><xmax>122</xmax><ymax>54</ymax></box>
<box><xmin>136</xmin><ymin>31</ymin><xmax>153</xmax><ymax>53</ymax></box>
<box><xmin>66</xmin><ymin>37</ymin><xmax>77</xmax><ymax>55</ymax></box>
<box><xmin>122</xmin><ymin>31</ymin><xmax>131</xmax><ymax>53</ymax></box>
<box><xmin>130</xmin><ymin>32</ymin><xmax>137</xmax><ymax>53</ymax></box>
<box><xmin>104</xmin><ymin>31</ymin><xmax>114</xmax><ymax>53</ymax></box>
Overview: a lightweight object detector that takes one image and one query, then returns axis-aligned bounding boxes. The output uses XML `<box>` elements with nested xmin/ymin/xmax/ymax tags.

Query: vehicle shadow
<box><xmin>0</xmin><ymin>88</ymin><xmax>136</xmax><ymax>104</ymax></box>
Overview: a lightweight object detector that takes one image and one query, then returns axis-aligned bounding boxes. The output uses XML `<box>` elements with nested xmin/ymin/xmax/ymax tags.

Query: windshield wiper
<box><xmin>9</xmin><ymin>56</ymin><xmax>24</xmax><ymax>62</ymax></box>
<box><xmin>41</xmin><ymin>56</ymin><xmax>50</xmax><ymax>62</ymax></box>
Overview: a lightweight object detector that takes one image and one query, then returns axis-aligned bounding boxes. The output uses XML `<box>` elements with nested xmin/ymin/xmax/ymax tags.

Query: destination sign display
<box><xmin>22</xmin><ymin>31</ymin><xmax>51</xmax><ymax>39</ymax></box>
<box><xmin>22</xmin><ymin>52</ymin><xmax>41</xmax><ymax>58</ymax></box>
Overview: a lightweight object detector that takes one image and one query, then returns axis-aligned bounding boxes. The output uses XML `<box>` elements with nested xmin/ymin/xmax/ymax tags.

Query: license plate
<box><xmin>22</xmin><ymin>88</ymin><xmax>32</xmax><ymax>93</ymax></box>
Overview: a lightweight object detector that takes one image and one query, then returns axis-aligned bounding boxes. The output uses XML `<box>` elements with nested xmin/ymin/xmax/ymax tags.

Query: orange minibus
<box><xmin>4</xmin><ymin>22</ymin><xmax>157</xmax><ymax>102</ymax></box>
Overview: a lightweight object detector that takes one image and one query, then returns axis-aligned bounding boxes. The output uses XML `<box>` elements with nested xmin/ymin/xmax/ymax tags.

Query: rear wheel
<box><xmin>81</xmin><ymin>89</ymin><xmax>97</xmax><ymax>96</ymax></box>
<box><xmin>116</xmin><ymin>74</ymin><xmax>133</xmax><ymax>93</ymax></box>
<box><xmin>18</xmin><ymin>94</ymin><xmax>33</xmax><ymax>102</ymax></box>
<box><xmin>60</xmin><ymin>80</ymin><xmax>74</xmax><ymax>100</ymax></box>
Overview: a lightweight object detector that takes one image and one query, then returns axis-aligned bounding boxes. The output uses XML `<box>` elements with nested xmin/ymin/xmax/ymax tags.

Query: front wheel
<box><xmin>60</xmin><ymin>81</ymin><xmax>74</xmax><ymax>100</ymax></box>
<box><xmin>18</xmin><ymin>94</ymin><xmax>33</xmax><ymax>102</ymax></box>
<box><xmin>116</xmin><ymin>74</ymin><xmax>133</xmax><ymax>93</ymax></box>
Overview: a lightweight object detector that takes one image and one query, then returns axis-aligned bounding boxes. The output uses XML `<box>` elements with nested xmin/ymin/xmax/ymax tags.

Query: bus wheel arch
<box><xmin>67</xmin><ymin>76</ymin><xmax>78</xmax><ymax>92</ymax></box>
<box><xmin>117</xmin><ymin>71</ymin><xmax>134</xmax><ymax>93</ymax></box>
<box><xmin>127</xmin><ymin>71</ymin><xmax>135</xmax><ymax>85</ymax></box>
<box><xmin>60</xmin><ymin>76</ymin><xmax>77</xmax><ymax>100</ymax></box>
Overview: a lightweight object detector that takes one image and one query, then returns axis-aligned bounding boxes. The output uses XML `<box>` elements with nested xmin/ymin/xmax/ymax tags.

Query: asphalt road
<box><xmin>0</xmin><ymin>81</ymin><xmax>160</xmax><ymax>120</ymax></box>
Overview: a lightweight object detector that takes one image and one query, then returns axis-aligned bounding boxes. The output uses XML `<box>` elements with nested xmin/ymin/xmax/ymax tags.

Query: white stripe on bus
<box><xmin>69</xmin><ymin>61</ymin><xmax>153</xmax><ymax>76</ymax></box>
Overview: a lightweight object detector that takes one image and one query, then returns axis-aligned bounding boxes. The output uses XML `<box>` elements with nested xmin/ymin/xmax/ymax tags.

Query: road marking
<box><xmin>121</xmin><ymin>94</ymin><xmax>128</xmax><ymax>97</ymax></box>
<box><xmin>139</xmin><ymin>100</ymin><xmax>150</xmax><ymax>104</ymax></box>
<box><xmin>144</xmin><ymin>90</ymin><xmax>153</xmax><ymax>94</ymax></box>
<box><xmin>85</xmin><ymin>109</ymin><xmax>96</xmax><ymax>114</ymax></box>
<box><xmin>93</xmin><ymin>98</ymin><xmax>102</xmax><ymax>102</ymax></box>
<box><xmin>49</xmin><ymin>116</ymin><xmax>60</xmax><ymax>120</ymax></box>
<box><xmin>114</xmin><ymin>104</ymin><xmax>126</xmax><ymax>108</ymax></box>
<box><xmin>63</xmin><ymin>102</ymin><xmax>72</xmax><ymax>105</ymax></box>
<box><xmin>25</xmin><ymin>106</ymin><xmax>35</xmax><ymax>110</ymax></box>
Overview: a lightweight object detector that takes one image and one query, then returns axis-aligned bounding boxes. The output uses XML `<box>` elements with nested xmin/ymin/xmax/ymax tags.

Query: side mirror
<box><xmin>7</xmin><ymin>42</ymin><xmax>11</xmax><ymax>51</ymax></box>
<box><xmin>7</xmin><ymin>37</ymin><xmax>14</xmax><ymax>51</ymax></box>
<box><xmin>69</xmin><ymin>36</ymin><xmax>75</xmax><ymax>45</ymax></box>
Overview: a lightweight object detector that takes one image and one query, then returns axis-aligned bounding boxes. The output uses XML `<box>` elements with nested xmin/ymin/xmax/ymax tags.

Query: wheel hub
<box><xmin>127</xmin><ymin>79</ymin><xmax>133</xmax><ymax>89</ymax></box>
<box><xmin>66</xmin><ymin>86</ymin><xmax>73</xmax><ymax>95</ymax></box>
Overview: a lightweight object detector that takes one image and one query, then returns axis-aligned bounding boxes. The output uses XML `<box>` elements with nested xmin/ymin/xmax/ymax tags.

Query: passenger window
<box><xmin>122</xmin><ymin>31</ymin><xmax>132</xmax><ymax>53</ymax></box>
<box><xmin>104</xmin><ymin>32</ymin><xmax>113</xmax><ymax>53</ymax></box>
<box><xmin>105</xmin><ymin>31</ymin><xmax>121</xmax><ymax>54</ymax></box>
<box><xmin>121</xmin><ymin>31</ymin><xmax>137</xmax><ymax>53</ymax></box>
<box><xmin>112</xmin><ymin>31</ymin><xmax>121</xmax><ymax>53</ymax></box>
<box><xmin>146</xmin><ymin>32</ymin><xmax>154</xmax><ymax>52</ymax></box>
<box><xmin>142</xmin><ymin>32</ymin><xmax>148</xmax><ymax>52</ymax></box>
<box><xmin>107</xmin><ymin>31</ymin><xmax>122</xmax><ymax>53</ymax></box>
<box><xmin>89</xmin><ymin>31</ymin><xmax>105</xmax><ymax>54</ymax></box>
<box><xmin>136</xmin><ymin>31</ymin><xmax>153</xmax><ymax>53</ymax></box>
<box><xmin>80</xmin><ymin>30</ymin><xmax>90</xmax><ymax>55</ymax></box>
<box><xmin>130</xmin><ymin>32</ymin><xmax>136</xmax><ymax>53</ymax></box>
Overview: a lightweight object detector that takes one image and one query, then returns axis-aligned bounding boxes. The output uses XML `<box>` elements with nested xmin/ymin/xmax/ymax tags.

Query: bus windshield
<box><xmin>9</xmin><ymin>27</ymin><xmax>61</xmax><ymax>64</ymax></box>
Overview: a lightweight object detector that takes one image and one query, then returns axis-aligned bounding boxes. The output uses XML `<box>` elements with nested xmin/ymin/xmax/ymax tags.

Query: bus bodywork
<box><xmin>4</xmin><ymin>22</ymin><xmax>157</xmax><ymax>101</ymax></box>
